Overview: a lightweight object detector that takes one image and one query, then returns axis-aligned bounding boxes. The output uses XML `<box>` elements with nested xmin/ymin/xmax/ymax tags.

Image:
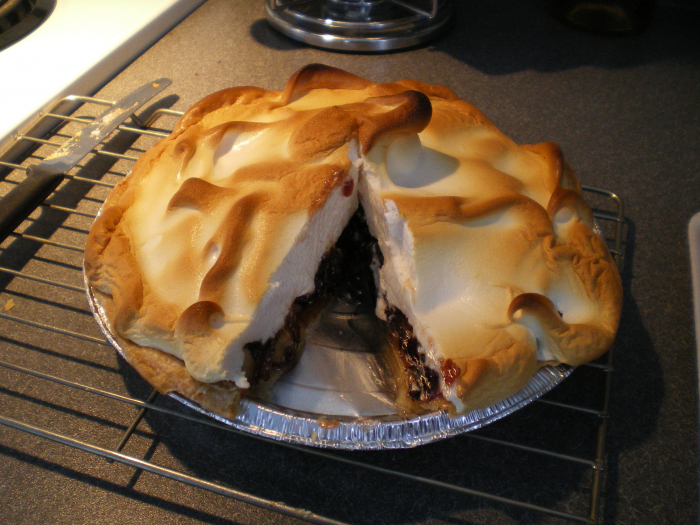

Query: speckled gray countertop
<box><xmin>1</xmin><ymin>0</ymin><xmax>699</xmax><ymax>524</ymax></box>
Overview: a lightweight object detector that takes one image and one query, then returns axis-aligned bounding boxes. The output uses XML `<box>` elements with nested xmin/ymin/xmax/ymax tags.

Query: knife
<box><xmin>0</xmin><ymin>78</ymin><xmax>171</xmax><ymax>244</ymax></box>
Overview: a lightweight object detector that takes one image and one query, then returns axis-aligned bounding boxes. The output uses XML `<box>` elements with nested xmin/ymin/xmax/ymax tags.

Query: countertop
<box><xmin>1</xmin><ymin>0</ymin><xmax>699</xmax><ymax>524</ymax></box>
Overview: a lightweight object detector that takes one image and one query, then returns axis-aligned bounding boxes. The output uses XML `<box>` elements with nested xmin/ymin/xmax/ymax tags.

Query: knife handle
<box><xmin>0</xmin><ymin>164</ymin><xmax>65</xmax><ymax>244</ymax></box>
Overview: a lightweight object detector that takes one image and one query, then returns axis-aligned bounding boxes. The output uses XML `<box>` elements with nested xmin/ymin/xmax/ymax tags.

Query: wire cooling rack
<box><xmin>0</xmin><ymin>93</ymin><xmax>625</xmax><ymax>525</ymax></box>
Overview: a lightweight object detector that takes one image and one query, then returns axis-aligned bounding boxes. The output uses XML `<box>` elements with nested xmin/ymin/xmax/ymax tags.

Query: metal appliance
<box><xmin>265</xmin><ymin>0</ymin><xmax>452</xmax><ymax>52</ymax></box>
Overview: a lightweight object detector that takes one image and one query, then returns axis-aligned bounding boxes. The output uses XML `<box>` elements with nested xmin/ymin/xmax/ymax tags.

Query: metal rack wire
<box><xmin>0</xmin><ymin>93</ymin><xmax>624</xmax><ymax>525</ymax></box>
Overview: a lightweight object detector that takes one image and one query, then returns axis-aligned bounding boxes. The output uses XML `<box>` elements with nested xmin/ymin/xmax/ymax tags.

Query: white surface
<box><xmin>0</xmin><ymin>0</ymin><xmax>205</xmax><ymax>153</ymax></box>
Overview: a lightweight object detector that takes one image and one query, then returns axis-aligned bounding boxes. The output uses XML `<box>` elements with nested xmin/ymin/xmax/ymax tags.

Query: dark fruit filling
<box><xmin>333</xmin><ymin>205</ymin><xmax>382</xmax><ymax>308</ymax></box>
<box><xmin>385</xmin><ymin>307</ymin><xmax>442</xmax><ymax>402</ymax></box>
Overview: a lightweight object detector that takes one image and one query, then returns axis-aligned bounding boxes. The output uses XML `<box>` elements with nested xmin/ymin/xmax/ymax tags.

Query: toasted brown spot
<box><xmin>396</xmin><ymin>78</ymin><xmax>460</xmax><ymax>101</ymax></box>
<box><xmin>288</xmin><ymin>105</ymin><xmax>358</xmax><ymax>162</ymax></box>
<box><xmin>354</xmin><ymin>91</ymin><xmax>432</xmax><ymax>153</ymax></box>
<box><xmin>281</xmin><ymin>63</ymin><xmax>374</xmax><ymax>104</ymax></box>
<box><xmin>173</xmin><ymin>86</ymin><xmax>269</xmax><ymax>134</ymax></box>
<box><xmin>385</xmin><ymin>192</ymin><xmax>552</xmax><ymax>230</ymax></box>
<box><xmin>201</xmin><ymin>120</ymin><xmax>269</xmax><ymax>149</ymax></box>
<box><xmin>167</xmin><ymin>177</ymin><xmax>237</xmax><ymax>214</ymax></box>
<box><xmin>523</xmin><ymin>142</ymin><xmax>582</xmax><ymax>194</ymax></box>
<box><xmin>547</xmin><ymin>186</ymin><xmax>595</xmax><ymax>230</ymax></box>
<box><xmin>199</xmin><ymin>192</ymin><xmax>268</xmax><ymax>303</ymax></box>
<box><xmin>172</xmin><ymin>135</ymin><xmax>198</xmax><ymax>168</ymax></box>
<box><xmin>507</xmin><ymin>293</ymin><xmax>565</xmax><ymax>330</ymax></box>
<box><xmin>175</xmin><ymin>300</ymin><xmax>224</xmax><ymax>338</ymax></box>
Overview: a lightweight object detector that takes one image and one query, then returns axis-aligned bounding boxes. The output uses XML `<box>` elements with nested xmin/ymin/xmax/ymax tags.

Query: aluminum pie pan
<box><xmin>85</xmin><ymin>274</ymin><xmax>572</xmax><ymax>450</ymax></box>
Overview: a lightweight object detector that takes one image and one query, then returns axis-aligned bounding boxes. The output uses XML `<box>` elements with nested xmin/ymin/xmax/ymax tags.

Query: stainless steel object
<box><xmin>265</xmin><ymin>0</ymin><xmax>453</xmax><ymax>52</ymax></box>
<box><xmin>0</xmin><ymin>78</ymin><xmax>170</xmax><ymax>244</ymax></box>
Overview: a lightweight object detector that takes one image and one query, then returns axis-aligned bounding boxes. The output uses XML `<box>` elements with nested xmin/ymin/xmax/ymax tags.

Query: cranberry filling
<box><xmin>342</xmin><ymin>178</ymin><xmax>354</xmax><ymax>197</ymax></box>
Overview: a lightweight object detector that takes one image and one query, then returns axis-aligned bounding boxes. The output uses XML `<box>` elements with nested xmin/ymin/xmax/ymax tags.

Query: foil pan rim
<box><xmin>175</xmin><ymin>364</ymin><xmax>571</xmax><ymax>450</ymax></box>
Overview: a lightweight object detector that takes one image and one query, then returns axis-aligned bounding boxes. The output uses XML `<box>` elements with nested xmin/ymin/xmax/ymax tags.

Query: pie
<box><xmin>84</xmin><ymin>64</ymin><xmax>622</xmax><ymax>419</ymax></box>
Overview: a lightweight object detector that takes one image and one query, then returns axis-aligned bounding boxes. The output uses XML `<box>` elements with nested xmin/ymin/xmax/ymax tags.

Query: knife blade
<box><xmin>0</xmin><ymin>78</ymin><xmax>171</xmax><ymax>244</ymax></box>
